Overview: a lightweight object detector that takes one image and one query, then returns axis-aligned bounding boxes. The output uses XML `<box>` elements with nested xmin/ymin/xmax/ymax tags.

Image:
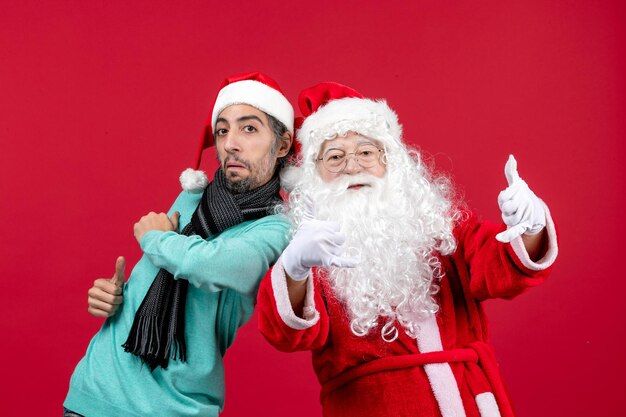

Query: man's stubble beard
<box><xmin>222</xmin><ymin>149</ymin><xmax>277</xmax><ymax>194</ymax></box>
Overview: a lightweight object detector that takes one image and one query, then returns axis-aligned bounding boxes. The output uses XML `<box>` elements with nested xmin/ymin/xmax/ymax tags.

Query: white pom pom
<box><xmin>180</xmin><ymin>168</ymin><xmax>208</xmax><ymax>193</ymax></box>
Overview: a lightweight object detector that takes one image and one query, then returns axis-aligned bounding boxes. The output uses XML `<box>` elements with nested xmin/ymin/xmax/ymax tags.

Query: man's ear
<box><xmin>276</xmin><ymin>132</ymin><xmax>293</xmax><ymax>158</ymax></box>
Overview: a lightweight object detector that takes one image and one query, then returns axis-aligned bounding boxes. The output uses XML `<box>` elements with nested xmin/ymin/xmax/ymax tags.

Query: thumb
<box><xmin>301</xmin><ymin>194</ymin><xmax>317</xmax><ymax>221</ymax></box>
<box><xmin>504</xmin><ymin>154</ymin><xmax>521</xmax><ymax>186</ymax></box>
<box><xmin>329</xmin><ymin>255</ymin><xmax>360</xmax><ymax>269</ymax></box>
<box><xmin>111</xmin><ymin>256</ymin><xmax>126</xmax><ymax>287</ymax></box>
<box><xmin>495</xmin><ymin>223</ymin><xmax>528</xmax><ymax>243</ymax></box>
<box><xmin>171</xmin><ymin>211</ymin><xmax>180</xmax><ymax>231</ymax></box>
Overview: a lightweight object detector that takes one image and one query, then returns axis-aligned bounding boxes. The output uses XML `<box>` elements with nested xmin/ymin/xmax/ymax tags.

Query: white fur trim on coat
<box><xmin>475</xmin><ymin>392</ymin><xmax>502</xmax><ymax>417</ymax></box>
<box><xmin>415</xmin><ymin>315</ymin><xmax>467</xmax><ymax>417</ymax></box>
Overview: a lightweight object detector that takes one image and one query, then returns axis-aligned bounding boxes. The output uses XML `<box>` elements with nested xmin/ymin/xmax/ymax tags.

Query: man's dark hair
<box><xmin>267</xmin><ymin>113</ymin><xmax>293</xmax><ymax>169</ymax></box>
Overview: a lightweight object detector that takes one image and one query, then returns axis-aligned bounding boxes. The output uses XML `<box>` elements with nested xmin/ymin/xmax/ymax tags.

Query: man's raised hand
<box><xmin>133</xmin><ymin>211</ymin><xmax>180</xmax><ymax>244</ymax></box>
<box><xmin>87</xmin><ymin>256</ymin><xmax>126</xmax><ymax>318</ymax></box>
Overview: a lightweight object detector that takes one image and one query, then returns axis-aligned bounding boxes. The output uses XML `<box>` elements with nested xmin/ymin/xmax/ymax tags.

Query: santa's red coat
<box><xmin>257</xmin><ymin>209</ymin><xmax>558</xmax><ymax>417</ymax></box>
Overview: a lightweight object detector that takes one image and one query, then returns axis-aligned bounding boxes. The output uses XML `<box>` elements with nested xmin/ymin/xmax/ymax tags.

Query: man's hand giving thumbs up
<box><xmin>87</xmin><ymin>256</ymin><xmax>126</xmax><ymax>318</ymax></box>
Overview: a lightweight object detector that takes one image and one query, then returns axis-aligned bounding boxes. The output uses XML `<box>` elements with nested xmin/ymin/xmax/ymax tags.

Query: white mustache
<box><xmin>324</xmin><ymin>174</ymin><xmax>384</xmax><ymax>195</ymax></box>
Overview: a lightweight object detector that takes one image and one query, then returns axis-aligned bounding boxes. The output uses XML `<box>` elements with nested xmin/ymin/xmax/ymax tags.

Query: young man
<box><xmin>257</xmin><ymin>82</ymin><xmax>558</xmax><ymax>417</ymax></box>
<box><xmin>64</xmin><ymin>72</ymin><xmax>294</xmax><ymax>417</ymax></box>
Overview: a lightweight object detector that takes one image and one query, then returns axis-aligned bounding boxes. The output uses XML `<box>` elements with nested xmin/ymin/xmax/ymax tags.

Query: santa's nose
<box><xmin>342</xmin><ymin>156</ymin><xmax>362</xmax><ymax>174</ymax></box>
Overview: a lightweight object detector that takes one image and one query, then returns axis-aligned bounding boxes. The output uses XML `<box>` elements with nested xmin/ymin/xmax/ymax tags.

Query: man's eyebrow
<box><xmin>215</xmin><ymin>114</ymin><xmax>266</xmax><ymax>126</ymax></box>
<box><xmin>236</xmin><ymin>115</ymin><xmax>265</xmax><ymax>125</ymax></box>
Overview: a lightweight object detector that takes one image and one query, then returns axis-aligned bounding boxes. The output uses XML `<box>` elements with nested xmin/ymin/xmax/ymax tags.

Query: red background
<box><xmin>1</xmin><ymin>1</ymin><xmax>624</xmax><ymax>416</ymax></box>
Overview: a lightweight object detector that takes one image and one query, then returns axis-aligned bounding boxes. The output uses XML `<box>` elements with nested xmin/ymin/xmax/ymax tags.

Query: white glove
<box><xmin>282</xmin><ymin>197</ymin><xmax>359</xmax><ymax>281</ymax></box>
<box><xmin>495</xmin><ymin>155</ymin><xmax>546</xmax><ymax>243</ymax></box>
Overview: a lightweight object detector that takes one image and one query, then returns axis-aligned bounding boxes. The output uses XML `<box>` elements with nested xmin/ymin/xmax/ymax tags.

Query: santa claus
<box><xmin>257</xmin><ymin>82</ymin><xmax>558</xmax><ymax>417</ymax></box>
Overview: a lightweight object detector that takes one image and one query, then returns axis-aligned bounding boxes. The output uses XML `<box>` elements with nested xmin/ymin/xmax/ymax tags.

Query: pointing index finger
<box><xmin>504</xmin><ymin>154</ymin><xmax>520</xmax><ymax>186</ymax></box>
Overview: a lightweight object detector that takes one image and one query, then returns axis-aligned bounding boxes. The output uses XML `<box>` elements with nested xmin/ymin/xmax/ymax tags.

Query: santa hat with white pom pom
<box><xmin>180</xmin><ymin>71</ymin><xmax>295</xmax><ymax>193</ymax></box>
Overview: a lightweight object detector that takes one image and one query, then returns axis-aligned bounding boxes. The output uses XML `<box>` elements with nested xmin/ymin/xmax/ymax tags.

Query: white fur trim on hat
<box><xmin>297</xmin><ymin>97</ymin><xmax>403</xmax><ymax>159</ymax></box>
<box><xmin>180</xmin><ymin>168</ymin><xmax>208</xmax><ymax>193</ymax></box>
<box><xmin>211</xmin><ymin>80</ymin><xmax>294</xmax><ymax>133</ymax></box>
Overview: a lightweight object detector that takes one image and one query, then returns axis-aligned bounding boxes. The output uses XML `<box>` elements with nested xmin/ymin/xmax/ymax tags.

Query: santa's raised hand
<box><xmin>495</xmin><ymin>155</ymin><xmax>546</xmax><ymax>243</ymax></box>
<box><xmin>282</xmin><ymin>196</ymin><xmax>359</xmax><ymax>281</ymax></box>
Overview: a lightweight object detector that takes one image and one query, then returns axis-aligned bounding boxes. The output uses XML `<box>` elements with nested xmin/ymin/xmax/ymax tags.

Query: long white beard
<box><xmin>287</xmin><ymin>162</ymin><xmax>458</xmax><ymax>342</ymax></box>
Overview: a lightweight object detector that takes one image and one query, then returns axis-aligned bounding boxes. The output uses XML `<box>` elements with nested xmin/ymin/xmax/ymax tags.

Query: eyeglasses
<box><xmin>316</xmin><ymin>143</ymin><xmax>384</xmax><ymax>173</ymax></box>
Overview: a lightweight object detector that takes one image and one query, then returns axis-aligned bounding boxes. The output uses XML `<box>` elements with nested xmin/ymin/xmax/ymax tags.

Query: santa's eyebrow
<box><xmin>355</xmin><ymin>137</ymin><xmax>384</xmax><ymax>147</ymax></box>
<box><xmin>323</xmin><ymin>139</ymin><xmax>379</xmax><ymax>153</ymax></box>
<box><xmin>324</xmin><ymin>145</ymin><xmax>345</xmax><ymax>152</ymax></box>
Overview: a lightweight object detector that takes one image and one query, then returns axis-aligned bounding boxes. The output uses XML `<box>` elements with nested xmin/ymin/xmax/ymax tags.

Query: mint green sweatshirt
<box><xmin>65</xmin><ymin>190</ymin><xmax>290</xmax><ymax>417</ymax></box>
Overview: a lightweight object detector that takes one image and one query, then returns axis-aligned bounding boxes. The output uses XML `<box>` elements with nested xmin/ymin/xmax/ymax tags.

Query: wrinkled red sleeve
<box><xmin>456</xmin><ymin>207</ymin><xmax>558</xmax><ymax>301</ymax></box>
<box><xmin>257</xmin><ymin>259</ymin><xmax>330</xmax><ymax>352</ymax></box>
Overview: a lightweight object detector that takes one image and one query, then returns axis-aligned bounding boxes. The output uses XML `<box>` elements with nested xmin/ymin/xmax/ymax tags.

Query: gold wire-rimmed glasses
<box><xmin>316</xmin><ymin>143</ymin><xmax>385</xmax><ymax>173</ymax></box>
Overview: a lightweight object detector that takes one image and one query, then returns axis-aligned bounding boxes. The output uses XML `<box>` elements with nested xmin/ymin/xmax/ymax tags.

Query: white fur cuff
<box><xmin>271</xmin><ymin>257</ymin><xmax>319</xmax><ymax>330</ymax></box>
<box><xmin>510</xmin><ymin>201</ymin><xmax>558</xmax><ymax>271</ymax></box>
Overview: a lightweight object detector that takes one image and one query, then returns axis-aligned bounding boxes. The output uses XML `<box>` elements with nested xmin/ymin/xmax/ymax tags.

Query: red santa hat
<box><xmin>296</xmin><ymin>82</ymin><xmax>403</xmax><ymax>162</ymax></box>
<box><xmin>180</xmin><ymin>71</ymin><xmax>295</xmax><ymax>192</ymax></box>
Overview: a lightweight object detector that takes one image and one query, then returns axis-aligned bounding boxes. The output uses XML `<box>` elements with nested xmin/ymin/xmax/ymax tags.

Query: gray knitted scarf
<box><xmin>122</xmin><ymin>168</ymin><xmax>281</xmax><ymax>370</ymax></box>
